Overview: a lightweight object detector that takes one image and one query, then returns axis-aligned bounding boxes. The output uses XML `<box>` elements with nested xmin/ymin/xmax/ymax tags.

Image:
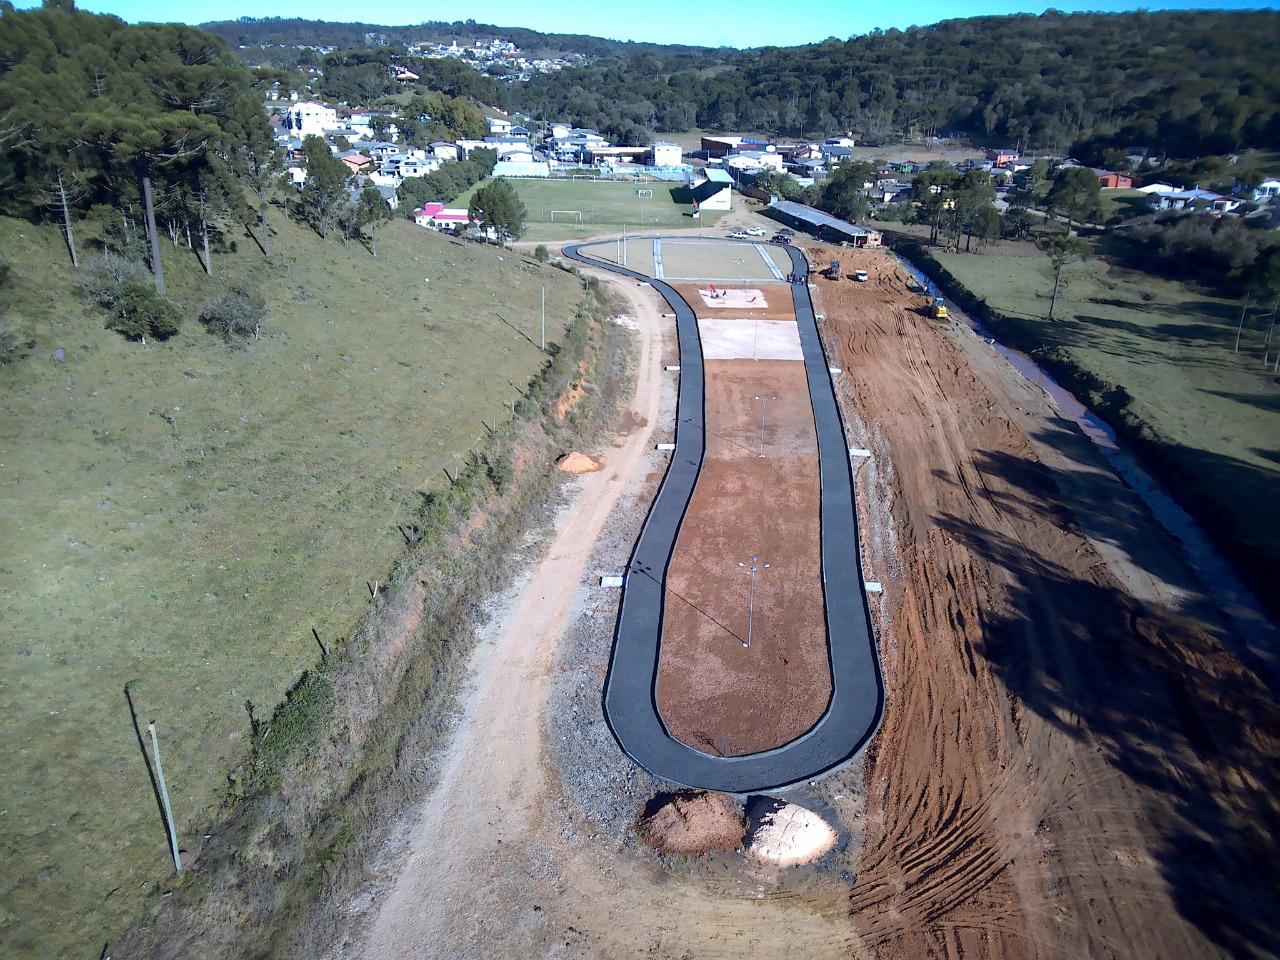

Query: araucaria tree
<box><xmin>295</xmin><ymin>135</ymin><xmax>350</xmax><ymax>240</ymax></box>
<box><xmin>0</xmin><ymin>3</ymin><xmax>277</xmax><ymax>292</ymax></box>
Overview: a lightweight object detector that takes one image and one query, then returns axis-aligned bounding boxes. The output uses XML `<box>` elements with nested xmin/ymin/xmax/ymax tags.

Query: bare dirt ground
<box><xmin>815</xmin><ymin>247</ymin><xmax>1280</xmax><ymax>960</ymax></box>
<box><xmin>670</xmin><ymin>281</ymin><xmax>797</xmax><ymax>321</ymax></box>
<box><xmin>657</xmin><ymin>359</ymin><xmax>831</xmax><ymax>756</ymax></box>
<box><xmin>333</xmin><ymin>242</ymin><xmax>1277</xmax><ymax>960</ymax></box>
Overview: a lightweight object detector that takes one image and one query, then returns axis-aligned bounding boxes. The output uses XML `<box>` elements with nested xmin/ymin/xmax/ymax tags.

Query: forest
<box><xmin>208</xmin><ymin>11</ymin><xmax>1280</xmax><ymax>159</ymax></box>
<box><xmin>514</xmin><ymin>10</ymin><xmax>1280</xmax><ymax>156</ymax></box>
<box><xmin>200</xmin><ymin>15</ymin><xmax>711</xmax><ymax>61</ymax></box>
<box><xmin>0</xmin><ymin>1</ymin><xmax>280</xmax><ymax>337</ymax></box>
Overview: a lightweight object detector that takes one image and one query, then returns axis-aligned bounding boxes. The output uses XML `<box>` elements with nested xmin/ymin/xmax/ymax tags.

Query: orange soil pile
<box><xmin>555</xmin><ymin>452</ymin><xmax>601</xmax><ymax>474</ymax></box>
<box><xmin>638</xmin><ymin>792</ymin><xmax>745</xmax><ymax>854</ymax></box>
<box><xmin>656</xmin><ymin>359</ymin><xmax>831</xmax><ymax>757</ymax></box>
<box><xmin>816</xmin><ymin>248</ymin><xmax>1280</xmax><ymax>960</ymax></box>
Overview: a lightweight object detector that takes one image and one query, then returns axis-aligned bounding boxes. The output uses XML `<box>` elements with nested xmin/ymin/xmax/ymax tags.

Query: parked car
<box><xmin>745</xmin><ymin>226</ymin><xmax>767</xmax><ymax>236</ymax></box>
<box><xmin>728</xmin><ymin>231</ymin><xmax>748</xmax><ymax>239</ymax></box>
<box><xmin>771</xmin><ymin>234</ymin><xmax>792</xmax><ymax>244</ymax></box>
<box><xmin>777</xmin><ymin>227</ymin><xmax>795</xmax><ymax>235</ymax></box>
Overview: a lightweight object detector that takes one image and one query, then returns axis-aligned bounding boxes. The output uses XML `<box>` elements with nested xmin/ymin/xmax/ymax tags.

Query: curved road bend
<box><xmin>564</xmin><ymin>240</ymin><xmax>883</xmax><ymax>793</ymax></box>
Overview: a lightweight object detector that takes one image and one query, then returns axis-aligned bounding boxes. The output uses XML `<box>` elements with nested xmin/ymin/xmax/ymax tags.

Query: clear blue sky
<box><xmin>16</xmin><ymin>0</ymin><xmax>1274</xmax><ymax>47</ymax></box>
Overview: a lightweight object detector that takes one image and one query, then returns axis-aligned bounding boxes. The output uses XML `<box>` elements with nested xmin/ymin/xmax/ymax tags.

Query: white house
<box><xmin>550</xmin><ymin>122</ymin><xmax>572</xmax><ymax>140</ymax></box>
<box><xmin>1148</xmin><ymin>188</ymin><xmax>1242</xmax><ymax>215</ymax></box>
<box><xmin>725</xmin><ymin>150</ymin><xmax>785</xmax><ymax>174</ymax></box>
<box><xmin>651</xmin><ymin>141</ymin><xmax>683</xmax><ymax>167</ymax></box>
<box><xmin>431</xmin><ymin>142</ymin><xmax>461</xmax><ymax>162</ymax></box>
<box><xmin>1252</xmin><ymin>179</ymin><xmax>1280</xmax><ymax>202</ymax></box>
<box><xmin>690</xmin><ymin>177</ymin><xmax>732</xmax><ymax>212</ymax></box>
<box><xmin>284</xmin><ymin>101</ymin><xmax>338</xmax><ymax>139</ymax></box>
<box><xmin>488</xmin><ymin>116</ymin><xmax>513</xmax><ymax>135</ymax></box>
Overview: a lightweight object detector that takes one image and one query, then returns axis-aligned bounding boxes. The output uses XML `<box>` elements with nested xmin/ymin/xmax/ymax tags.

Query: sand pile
<box><xmin>555</xmin><ymin>452</ymin><xmax>602</xmax><ymax>474</ymax></box>
<box><xmin>639</xmin><ymin>792</ymin><xmax>745</xmax><ymax>854</ymax></box>
<box><xmin>745</xmin><ymin>802</ymin><xmax>836</xmax><ymax>866</ymax></box>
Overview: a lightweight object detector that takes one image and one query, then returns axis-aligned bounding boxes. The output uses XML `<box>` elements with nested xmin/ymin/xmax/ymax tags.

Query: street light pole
<box><xmin>737</xmin><ymin>554</ymin><xmax>770</xmax><ymax>648</ymax></box>
<box><xmin>754</xmin><ymin>395</ymin><xmax>776</xmax><ymax>457</ymax></box>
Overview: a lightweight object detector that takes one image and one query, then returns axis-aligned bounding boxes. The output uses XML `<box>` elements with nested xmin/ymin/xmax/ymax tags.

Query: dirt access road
<box><xmin>817</xmin><ymin>247</ymin><xmax>1278</xmax><ymax>960</ymax></box>
<box><xmin>343</xmin><ymin>269</ymin><xmax>862</xmax><ymax>959</ymax></box>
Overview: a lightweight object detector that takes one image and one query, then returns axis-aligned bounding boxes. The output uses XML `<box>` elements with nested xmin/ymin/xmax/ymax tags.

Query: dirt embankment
<box><xmin>814</xmin><ymin>248</ymin><xmax>1280</xmax><ymax>960</ymax></box>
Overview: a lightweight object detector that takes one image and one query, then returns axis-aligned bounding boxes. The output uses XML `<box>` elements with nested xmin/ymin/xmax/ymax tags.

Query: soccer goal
<box><xmin>571</xmin><ymin>174</ymin><xmax>598</xmax><ymax>182</ymax></box>
<box><xmin>636</xmin><ymin>188</ymin><xmax>654</xmax><ymax>198</ymax></box>
<box><xmin>550</xmin><ymin>210</ymin><xmax>584</xmax><ymax>224</ymax></box>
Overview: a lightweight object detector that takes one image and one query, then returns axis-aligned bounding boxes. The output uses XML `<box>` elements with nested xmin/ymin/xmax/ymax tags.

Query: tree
<box><xmin>1045</xmin><ymin>166</ymin><xmax>1101</xmax><ymax>226</ymax></box>
<box><xmin>467</xmin><ymin>179</ymin><xmax>527</xmax><ymax>245</ymax></box>
<box><xmin>1037</xmin><ymin>234</ymin><xmax>1092</xmax><ymax>321</ymax></box>
<box><xmin>295</xmin><ymin>135</ymin><xmax>350</xmax><ymax>239</ymax></box>
<box><xmin>818</xmin><ymin>159</ymin><xmax>875</xmax><ymax>222</ymax></box>
<box><xmin>355</xmin><ymin>185</ymin><xmax>392</xmax><ymax>257</ymax></box>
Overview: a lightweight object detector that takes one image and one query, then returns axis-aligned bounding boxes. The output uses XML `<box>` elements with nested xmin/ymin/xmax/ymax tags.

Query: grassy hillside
<box><xmin>918</xmin><ymin>246</ymin><xmax>1280</xmax><ymax>619</ymax></box>
<box><xmin>0</xmin><ymin>214</ymin><xmax>584</xmax><ymax>958</ymax></box>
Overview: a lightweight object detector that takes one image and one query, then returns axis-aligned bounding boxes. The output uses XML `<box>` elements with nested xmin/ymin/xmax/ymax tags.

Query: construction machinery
<box><xmin>930</xmin><ymin>297</ymin><xmax>949</xmax><ymax>320</ymax></box>
<box><xmin>825</xmin><ymin>260</ymin><xmax>841</xmax><ymax>279</ymax></box>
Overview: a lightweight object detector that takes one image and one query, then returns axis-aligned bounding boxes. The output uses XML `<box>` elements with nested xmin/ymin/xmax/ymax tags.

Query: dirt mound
<box><xmin>555</xmin><ymin>452</ymin><xmax>602</xmax><ymax>474</ymax></box>
<box><xmin>745</xmin><ymin>802</ymin><xmax>837</xmax><ymax>866</ymax></box>
<box><xmin>639</xmin><ymin>792</ymin><xmax>745</xmax><ymax>854</ymax></box>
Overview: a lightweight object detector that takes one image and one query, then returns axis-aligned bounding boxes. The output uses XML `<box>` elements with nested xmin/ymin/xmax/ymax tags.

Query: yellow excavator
<box><xmin>929</xmin><ymin>297</ymin><xmax>949</xmax><ymax>320</ymax></box>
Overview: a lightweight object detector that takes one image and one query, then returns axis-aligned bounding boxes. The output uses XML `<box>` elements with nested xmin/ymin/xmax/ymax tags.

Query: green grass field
<box><xmin>455</xmin><ymin>177</ymin><xmax>724</xmax><ymax>242</ymax></box>
<box><xmin>0</xmin><ymin>215</ymin><xmax>583</xmax><ymax>958</ymax></box>
<box><xmin>929</xmin><ymin>249</ymin><xmax>1280</xmax><ymax>604</ymax></box>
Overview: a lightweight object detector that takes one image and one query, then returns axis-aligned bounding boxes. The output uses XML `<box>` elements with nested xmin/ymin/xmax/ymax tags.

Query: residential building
<box><xmin>1097</xmin><ymin>170</ymin><xmax>1134</xmax><ymax>189</ymax></box>
<box><xmin>650</xmin><ymin>141</ymin><xmax>683</xmax><ymax>167</ymax></box>
<box><xmin>985</xmin><ymin>148</ymin><xmax>1020</xmax><ymax>167</ymax></box>
<box><xmin>284</xmin><ymin>101</ymin><xmax>338</xmax><ymax>139</ymax></box>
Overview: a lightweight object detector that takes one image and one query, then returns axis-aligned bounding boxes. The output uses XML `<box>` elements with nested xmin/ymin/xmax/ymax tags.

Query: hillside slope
<box><xmin>0</xmin><ymin>214</ymin><xmax>583</xmax><ymax>959</ymax></box>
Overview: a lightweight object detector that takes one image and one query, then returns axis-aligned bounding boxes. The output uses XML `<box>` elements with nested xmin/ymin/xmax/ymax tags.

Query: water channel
<box><xmin>895</xmin><ymin>254</ymin><xmax>1277</xmax><ymax>683</ymax></box>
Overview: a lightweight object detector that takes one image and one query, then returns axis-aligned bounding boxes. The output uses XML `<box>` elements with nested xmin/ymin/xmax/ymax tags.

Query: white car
<box><xmin>745</xmin><ymin>227</ymin><xmax>767</xmax><ymax>236</ymax></box>
<box><xmin>728</xmin><ymin>231</ymin><xmax>748</xmax><ymax>239</ymax></box>
<box><xmin>854</xmin><ymin>269</ymin><xmax>869</xmax><ymax>282</ymax></box>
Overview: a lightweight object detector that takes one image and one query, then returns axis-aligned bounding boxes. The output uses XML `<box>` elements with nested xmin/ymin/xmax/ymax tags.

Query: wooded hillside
<box><xmin>516</xmin><ymin>10</ymin><xmax>1280</xmax><ymax>156</ymax></box>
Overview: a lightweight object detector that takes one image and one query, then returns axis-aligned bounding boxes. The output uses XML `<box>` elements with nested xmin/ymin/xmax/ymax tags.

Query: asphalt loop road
<box><xmin>565</xmin><ymin>239</ymin><xmax>884</xmax><ymax>794</ymax></box>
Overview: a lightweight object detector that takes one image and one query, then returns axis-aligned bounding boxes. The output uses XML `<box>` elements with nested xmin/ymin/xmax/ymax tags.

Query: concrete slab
<box><xmin>698</xmin><ymin>317</ymin><xmax>804</xmax><ymax>362</ymax></box>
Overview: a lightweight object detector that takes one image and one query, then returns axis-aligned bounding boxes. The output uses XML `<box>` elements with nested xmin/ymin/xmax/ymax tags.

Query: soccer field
<box><xmin>455</xmin><ymin>177</ymin><xmax>724</xmax><ymax>242</ymax></box>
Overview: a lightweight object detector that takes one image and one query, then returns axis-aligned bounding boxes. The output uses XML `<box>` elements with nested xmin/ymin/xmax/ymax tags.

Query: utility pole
<box><xmin>737</xmin><ymin>555</ymin><xmax>770</xmax><ymax>648</ymax></box>
<box><xmin>754</xmin><ymin>395</ymin><xmax>776</xmax><ymax>457</ymax></box>
<box><xmin>541</xmin><ymin>286</ymin><xmax>546</xmax><ymax>351</ymax></box>
<box><xmin>148</xmin><ymin>720</ymin><xmax>181</xmax><ymax>874</ymax></box>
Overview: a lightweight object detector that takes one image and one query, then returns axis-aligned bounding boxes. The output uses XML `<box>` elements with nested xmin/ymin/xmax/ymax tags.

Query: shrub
<box><xmin>75</xmin><ymin>252</ymin><xmax>149</xmax><ymax>309</ymax></box>
<box><xmin>105</xmin><ymin>281</ymin><xmax>181</xmax><ymax>341</ymax></box>
<box><xmin>200</xmin><ymin>285</ymin><xmax>266</xmax><ymax>341</ymax></box>
<box><xmin>533</xmin><ymin>244</ymin><xmax>550</xmax><ymax>262</ymax></box>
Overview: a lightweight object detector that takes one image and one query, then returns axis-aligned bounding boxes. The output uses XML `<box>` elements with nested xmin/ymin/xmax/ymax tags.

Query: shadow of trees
<box><xmin>933</xmin><ymin>436</ymin><xmax>1280</xmax><ymax>957</ymax></box>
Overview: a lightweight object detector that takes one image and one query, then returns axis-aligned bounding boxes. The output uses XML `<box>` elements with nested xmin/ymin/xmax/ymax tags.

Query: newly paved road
<box><xmin>565</xmin><ymin>240</ymin><xmax>883</xmax><ymax>793</ymax></box>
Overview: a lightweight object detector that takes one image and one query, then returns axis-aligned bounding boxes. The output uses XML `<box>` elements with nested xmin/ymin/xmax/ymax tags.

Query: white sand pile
<box><xmin>639</xmin><ymin>792</ymin><xmax>745</xmax><ymax>854</ymax></box>
<box><xmin>555</xmin><ymin>452</ymin><xmax>602</xmax><ymax>474</ymax></box>
<box><xmin>746</xmin><ymin>802</ymin><xmax>836</xmax><ymax>866</ymax></box>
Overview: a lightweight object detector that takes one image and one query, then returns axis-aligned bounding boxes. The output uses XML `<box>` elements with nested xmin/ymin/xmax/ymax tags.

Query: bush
<box><xmin>534</xmin><ymin>244</ymin><xmax>550</xmax><ymax>262</ymax></box>
<box><xmin>75</xmin><ymin>252</ymin><xmax>149</xmax><ymax>309</ymax></box>
<box><xmin>200</xmin><ymin>285</ymin><xmax>266</xmax><ymax>341</ymax></box>
<box><xmin>105</xmin><ymin>281</ymin><xmax>181</xmax><ymax>341</ymax></box>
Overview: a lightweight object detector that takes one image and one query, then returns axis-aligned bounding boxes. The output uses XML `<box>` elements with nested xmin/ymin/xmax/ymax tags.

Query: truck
<box><xmin>853</xmin><ymin>269</ymin><xmax>869</xmax><ymax>282</ymax></box>
<box><xmin>825</xmin><ymin>260</ymin><xmax>841</xmax><ymax>279</ymax></box>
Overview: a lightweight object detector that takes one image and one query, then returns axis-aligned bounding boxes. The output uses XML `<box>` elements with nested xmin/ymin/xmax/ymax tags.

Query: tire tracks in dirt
<box><xmin>815</xmin><ymin>247</ymin><xmax>1279</xmax><ymax>960</ymax></box>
